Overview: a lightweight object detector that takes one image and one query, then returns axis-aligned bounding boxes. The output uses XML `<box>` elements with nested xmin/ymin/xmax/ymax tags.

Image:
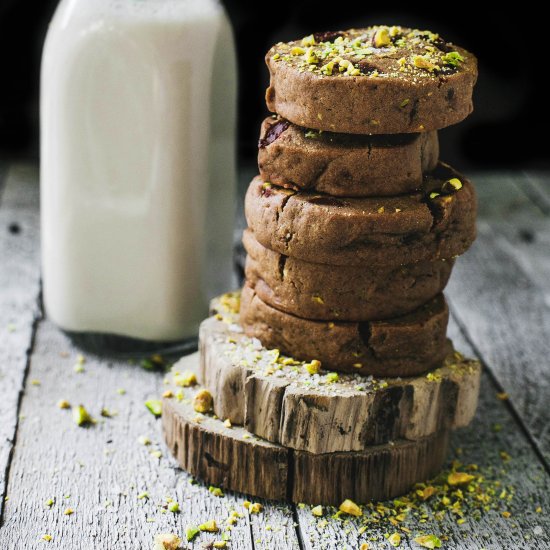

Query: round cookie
<box><xmin>239</xmin><ymin>285</ymin><xmax>450</xmax><ymax>377</ymax></box>
<box><xmin>245</xmin><ymin>163</ymin><xmax>477</xmax><ymax>267</ymax></box>
<box><xmin>163</xmin><ymin>354</ymin><xmax>450</xmax><ymax>505</ymax></box>
<box><xmin>266</xmin><ymin>26</ymin><xmax>477</xmax><ymax>134</ymax></box>
<box><xmin>243</xmin><ymin>229</ymin><xmax>453</xmax><ymax>321</ymax></box>
<box><xmin>196</xmin><ymin>311</ymin><xmax>481</xmax><ymax>453</ymax></box>
<box><xmin>258</xmin><ymin>117</ymin><xmax>439</xmax><ymax>197</ymax></box>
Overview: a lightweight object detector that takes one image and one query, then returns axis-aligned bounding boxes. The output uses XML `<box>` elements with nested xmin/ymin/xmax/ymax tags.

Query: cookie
<box><xmin>239</xmin><ymin>285</ymin><xmax>450</xmax><ymax>377</ymax></box>
<box><xmin>258</xmin><ymin>117</ymin><xmax>439</xmax><ymax>197</ymax></box>
<box><xmin>245</xmin><ymin>163</ymin><xmax>476</xmax><ymax>267</ymax></box>
<box><xmin>243</xmin><ymin>229</ymin><xmax>453</xmax><ymax>321</ymax></box>
<box><xmin>196</xmin><ymin>311</ymin><xmax>480</xmax><ymax>453</ymax></box>
<box><xmin>266</xmin><ymin>26</ymin><xmax>477</xmax><ymax>134</ymax></box>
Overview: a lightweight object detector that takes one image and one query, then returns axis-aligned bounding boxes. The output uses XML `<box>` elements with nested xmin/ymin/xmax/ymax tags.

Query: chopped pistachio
<box><xmin>162</xmin><ymin>390</ymin><xmax>173</xmax><ymax>398</ymax></box>
<box><xmin>248</xmin><ymin>502</ymin><xmax>263</xmax><ymax>514</ymax></box>
<box><xmin>412</xmin><ymin>55</ymin><xmax>437</xmax><ymax>71</ymax></box>
<box><xmin>185</xmin><ymin>525</ymin><xmax>200</xmax><ymax>541</ymax></box>
<box><xmin>400</xmin><ymin>98</ymin><xmax>410</xmax><ymax>108</ymax></box>
<box><xmin>63</xmin><ymin>507</ymin><xmax>74</xmax><ymax>516</ymax></box>
<box><xmin>154</xmin><ymin>533</ymin><xmax>182</xmax><ymax>550</ymax></box>
<box><xmin>339</xmin><ymin>499</ymin><xmax>362</xmax><ymax>517</ymax></box>
<box><xmin>429</xmin><ymin>192</ymin><xmax>440</xmax><ymax>199</ymax></box>
<box><xmin>442</xmin><ymin>177</ymin><xmax>463</xmax><ymax>193</ymax></box>
<box><xmin>73</xmin><ymin>363</ymin><xmax>85</xmax><ymax>373</ymax></box>
<box><xmin>213</xmin><ymin>542</ymin><xmax>227</xmax><ymax>549</ymax></box>
<box><xmin>448</xmin><ymin>472</ymin><xmax>475</xmax><ymax>486</ymax></box>
<box><xmin>209</xmin><ymin>486</ymin><xmax>224</xmax><ymax>497</ymax></box>
<box><xmin>305</xmin><ymin>359</ymin><xmax>322</xmax><ymax>375</ymax></box>
<box><xmin>30</xmin><ymin>379</ymin><xmax>41</xmax><ymax>386</ymax></box>
<box><xmin>304</xmin><ymin>47</ymin><xmax>319</xmax><ymax>64</ymax></box>
<box><xmin>137</xmin><ymin>491</ymin><xmax>149</xmax><ymax>500</ymax></box>
<box><xmin>389</xmin><ymin>532</ymin><xmax>401</xmax><ymax>547</ymax></box>
<box><xmin>353</xmin><ymin>363</ymin><xmax>363</xmax><ymax>369</ymax></box>
<box><xmin>290</xmin><ymin>46</ymin><xmax>306</xmax><ymax>55</ymax></box>
<box><xmin>193</xmin><ymin>389</ymin><xmax>213</xmax><ymax>413</ymax></box>
<box><xmin>138</xmin><ymin>435</ymin><xmax>151</xmax><ymax>446</ymax></box>
<box><xmin>145</xmin><ymin>399</ymin><xmax>162</xmax><ymax>417</ymax></box>
<box><xmin>41</xmin><ymin>535</ymin><xmax>53</xmax><ymax>542</ymax></box>
<box><xmin>116</xmin><ymin>388</ymin><xmax>126</xmax><ymax>395</ymax></box>
<box><xmin>45</xmin><ymin>498</ymin><xmax>55</xmax><ymax>507</ymax></box>
<box><xmin>301</xmin><ymin>34</ymin><xmax>316</xmax><ymax>47</ymax></box>
<box><xmin>173</xmin><ymin>371</ymin><xmax>197</xmax><ymax>387</ymax></box>
<box><xmin>272</xmin><ymin>53</ymin><xmax>280</xmax><ymax>60</ymax></box>
<box><xmin>72</xmin><ymin>405</ymin><xmax>92</xmax><ymax>426</ymax></box>
<box><xmin>243</xmin><ymin>500</ymin><xmax>251</xmax><ymax>509</ymax></box>
<box><xmin>57</xmin><ymin>399</ymin><xmax>70</xmax><ymax>409</ymax></box>
<box><xmin>311</xmin><ymin>505</ymin><xmax>324</xmax><ymax>517</ymax></box>
<box><xmin>312</xmin><ymin>295</ymin><xmax>324</xmax><ymax>304</ymax></box>
<box><xmin>374</xmin><ymin>27</ymin><xmax>391</xmax><ymax>47</ymax></box>
<box><xmin>223</xmin><ymin>418</ymin><xmax>232</xmax><ymax>428</ymax></box>
<box><xmin>150</xmin><ymin>450</ymin><xmax>162</xmax><ymax>459</ymax></box>
<box><xmin>100</xmin><ymin>408</ymin><xmax>114</xmax><ymax>418</ymax></box>
<box><xmin>442</xmin><ymin>51</ymin><xmax>464</xmax><ymax>66</ymax></box>
<box><xmin>502</xmin><ymin>510</ymin><xmax>511</xmax><ymax>518</ymax></box>
<box><xmin>199</xmin><ymin>520</ymin><xmax>219</xmax><ymax>532</ymax></box>
<box><xmin>497</xmin><ymin>392</ymin><xmax>509</xmax><ymax>400</ymax></box>
<box><xmin>417</xmin><ymin>486</ymin><xmax>437</xmax><ymax>500</ymax></box>
<box><xmin>414</xmin><ymin>534</ymin><xmax>442</xmax><ymax>548</ymax></box>
<box><xmin>325</xmin><ymin>372</ymin><xmax>339</xmax><ymax>384</ymax></box>
<box><xmin>168</xmin><ymin>501</ymin><xmax>180</xmax><ymax>513</ymax></box>
<box><xmin>360</xmin><ymin>544</ymin><xmax>369</xmax><ymax>550</ymax></box>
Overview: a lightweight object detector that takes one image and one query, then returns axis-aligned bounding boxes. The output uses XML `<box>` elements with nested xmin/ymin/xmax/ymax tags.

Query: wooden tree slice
<box><xmin>162</xmin><ymin>354</ymin><xmax>450</xmax><ymax>505</ymax></box>
<box><xmin>194</xmin><ymin>314</ymin><xmax>480</xmax><ymax>454</ymax></box>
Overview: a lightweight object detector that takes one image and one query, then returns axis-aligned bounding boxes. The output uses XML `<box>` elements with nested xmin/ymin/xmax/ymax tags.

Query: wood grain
<box><xmin>296</xmin><ymin>317</ymin><xmax>550</xmax><ymax>549</ymax></box>
<box><xmin>164</xmin><ymin>354</ymin><xmax>450</xmax><ymax>505</ymax></box>
<box><xmin>448</xmin><ymin>195</ymin><xmax>550</xmax><ymax>461</ymax></box>
<box><xmin>0</xmin><ymin>165</ymin><xmax>41</xmax><ymax>523</ymax></box>
<box><xmin>0</xmin><ymin>321</ymin><xmax>299</xmax><ymax>549</ymax></box>
<box><xmin>196</xmin><ymin>315</ymin><xmax>480</xmax><ymax>453</ymax></box>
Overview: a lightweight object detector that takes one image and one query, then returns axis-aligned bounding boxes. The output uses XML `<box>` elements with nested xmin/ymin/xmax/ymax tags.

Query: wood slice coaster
<box><xmin>194</xmin><ymin>313</ymin><xmax>480</xmax><ymax>454</ymax></box>
<box><xmin>162</xmin><ymin>353</ymin><xmax>451</xmax><ymax>505</ymax></box>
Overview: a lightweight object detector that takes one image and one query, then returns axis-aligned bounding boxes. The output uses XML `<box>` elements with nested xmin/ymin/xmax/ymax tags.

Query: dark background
<box><xmin>0</xmin><ymin>0</ymin><xmax>547</xmax><ymax>170</ymax></box>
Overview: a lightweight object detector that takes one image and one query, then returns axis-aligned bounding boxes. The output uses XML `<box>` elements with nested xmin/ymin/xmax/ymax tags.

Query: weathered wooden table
<box><xmin>1</xmin><ymin>164</ymin><xmax>549</xmax><ymax>549</ymax></box>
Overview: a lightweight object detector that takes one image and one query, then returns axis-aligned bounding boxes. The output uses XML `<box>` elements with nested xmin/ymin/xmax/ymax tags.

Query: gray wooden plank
<box><xmin>522</xmin><ymin>172</ymin><xmax>550</xmax><ymax>215</ymax></box>
<box><xmin>295</xmin><ymin>316</ymin><xmax>550</xmax><ymax>549</ymax></box>
<box><xmin>446</xmin><ymin>171</ymin><xmax>550</xmax><ymax>461</ymax></box>
<box><xmin>0</xmin><ymin>320</ymin><xmax>299</xmax><ymax>549</ymax></box>
<box><xmin>0</xmin><ymin>165</ymin><xmax>41</xmax><ymax>523</ymax></box>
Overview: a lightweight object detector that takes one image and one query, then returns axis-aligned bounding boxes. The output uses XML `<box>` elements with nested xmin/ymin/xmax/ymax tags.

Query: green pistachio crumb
<box><xmin>145</xmin><ymin>399</ymin><xmax>162</xmax><ymax>417</ymax></box>
<box><xmin>72</xmin><ymin>405</ymin><xmax>92</xmax><ymax>426</ymax></box>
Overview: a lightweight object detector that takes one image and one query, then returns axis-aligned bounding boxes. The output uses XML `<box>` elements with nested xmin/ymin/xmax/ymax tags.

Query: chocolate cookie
<box><xmin>258</xmin><ymin>117</ymin><xmax>439</xmax><ymax>197</ymax></box>
<box><xmin>243</xmin><ymin>229</ymin><xmax>453</xmax><ymax>321</ymax></box>
<box><xmin>239</xmin><ymin>285</ymin><xmax>450</xmax><ymax>377</ymax></box>
<box><xmin>245</xmin><ymin>163</ymin><xmax>476</xmax><ymax>267</ymax></box>
<box><xmin>266</xmin><ymin>26</ymin><xmax>477</xmax><ymax>134</ymax></box>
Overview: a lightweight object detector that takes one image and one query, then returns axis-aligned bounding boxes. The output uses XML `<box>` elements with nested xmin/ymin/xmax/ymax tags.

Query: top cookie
<box><xmin>266</xmin><ymin>26</ymin><xmax>477</xmax><ymax>134</ymax></box>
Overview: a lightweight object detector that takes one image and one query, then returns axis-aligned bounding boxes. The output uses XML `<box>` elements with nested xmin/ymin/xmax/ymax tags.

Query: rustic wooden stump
<box><xmin>162</xmin><ymin>354</ymin><xmax>450</xmax><ymax>505</ymax></box>
<box><xmin>193</xmin><ymin>315</ymin><xmax>480</xmax><ymax>453</ymax></box>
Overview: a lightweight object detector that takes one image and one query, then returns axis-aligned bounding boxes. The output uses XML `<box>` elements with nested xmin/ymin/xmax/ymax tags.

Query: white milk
<box><xmin>41</xmin><ymin>0</ymin><xmax>236</xmax><ymax>341</ymax></box>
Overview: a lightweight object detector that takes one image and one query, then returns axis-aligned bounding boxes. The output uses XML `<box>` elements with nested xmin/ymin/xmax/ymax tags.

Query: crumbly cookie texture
<box><xmin>245</xmin><ymin>163</ymin><xmax>477</xmax><ymax>267</ymax></box>
<box><xmin>266</xmin><ymin>26</ymin><xmax>477</xmax><ymax>134</ymax></box>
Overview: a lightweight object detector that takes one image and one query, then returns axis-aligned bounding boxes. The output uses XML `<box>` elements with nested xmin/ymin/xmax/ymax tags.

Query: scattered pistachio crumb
<box><xmin>57</xmin><ymin>399</ymin><xmax>70</xmax><ymax>409</ymax></box>
<box><xmin>150</xmin><ymin>450</ymin><xmax>162</xmax><ymax>459</ymax></box>
<box><xmin>73</xmin><ymin>363</ymin><xmax>85</xmax><ymax>373</ymax></box>
<box><xmin>325</xmin><ymin>372</ymin><xmax>339</xmax><ymax>384</ymax></box>
<box><xmin>45</xmin><ymin>498</ymin><xmax>55</xmax><ymax>507</ymax></box>
<box><xmin>145</xmin><ymin>399</ymin><xmax>162</xmax><ymax>417</ymax></box>
<box><xmin>447</xmin><ymin>472</ymin><xmax>475</xmax><ymax>486</ymax></box>
<box><xmin>414</xmin><ymin>534</ymin><xmax>442</xmax><ymax>548</ymax></box>
<box><xmin>360</xmin><ymin>544</ymin><xmax>369</xmax><ymax>550</ymax></box>
<box><xmin>311</xmin><ymin>505</ymin><xmax>324</xmax><ymax>517</ymax></box>
<box><xmin>339</xmin><ymin>499</ymin><xmax>362</xmax><ymax>517</ymax></box>
<box><xmin>389</xmin><ymin>532</ymin><xmax>401</xmax><ymax>547</ymax></box>
<box><xmin>248</xmin><ymin>502</ymin><xmax>263</xmax><ymax>514</ymax></box>
<box><xmin>72</xmin><ymin>405</ymin><xmax>92</xmax><ymax>426</ymax></box>
<box><xmin>193</xmin><ymin>389</ymin><xmax>213</xmax><ymax>413</ymax></box>
<box><xmin>223</xmin><ymin>418</ymin><xmax>232</xmax><ymax>428</ymax></box>
<box><xmin>209</xmin><ymin>486</ymin><xmax>224</xmax><ymax>497</ymax></box>
<box><xmin>137</xmin><ymin>491</ymin><xmax>149</xmax><ymax>500</ymax></box>
<box><xmin>199</xmin><ymin>520</ymin><xmax>219</xmax><ymax>532</ymax></box>
<box><xmin>173</xmin><ymin>371</ymin><xmax>198</xmax><ymax>387</ymax></box>
<box><xmin>167</xmin><ymin>501</ymin><xmax>180</xmax><ymax>513</ymax></box>
<box><xmin>213</xmin><ymin>542</ymin><xmax>228</xmax><ymax>549</ymax></box>
<box><xmin>305</xmin><ymin>359</ymin><xmax>322</xmax><ymax>375</ymax></box>
<box><xmin>41</xmin><ymin>535</ymin><xmax>52</xmax><ymax>542</ymax></box>
<box><xmin>162</xmin><ymin>390</ymin><xmax>173</xmax><ymax>398</ymax></box>
<box><xmin>153</xmin><ymin>533</ymin><xmax>182</xmax><ymax>550</ymax></box>
<box><xmin>185</xmin><ymin>525</ymin><xmax>200</xmax><ymax>541</ymax></box>
<box><xmin>63</xmin><ymin>507</ymin><xmax>74</xmax><ymax>516</ymax></box>
<box><xmin>138</xmin><ymin>435</ymin><xmax>151</xmax><ymax>446</ymax></box>
<box><xmin>496</xmin><ymin>392</ymin><xmax>509</xmax><ymax>400</ymax></box>
<box><xmin>116</xmin><ymin>388</ymin><xmax>126</xmax><ymax>395</ymax></box>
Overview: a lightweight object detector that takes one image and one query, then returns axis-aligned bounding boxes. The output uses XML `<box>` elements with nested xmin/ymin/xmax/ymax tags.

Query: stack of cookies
<box><xmin>163</xmin><ymin>25</ymin><xmax>481</xmax><ymax>505</ymax></box>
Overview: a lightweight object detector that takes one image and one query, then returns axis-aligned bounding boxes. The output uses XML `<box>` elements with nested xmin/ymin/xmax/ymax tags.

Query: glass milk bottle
<box><xmin>40</xmin><ymin>0</ymin><xmax>236</xmax><ymax>343</ymax></box>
